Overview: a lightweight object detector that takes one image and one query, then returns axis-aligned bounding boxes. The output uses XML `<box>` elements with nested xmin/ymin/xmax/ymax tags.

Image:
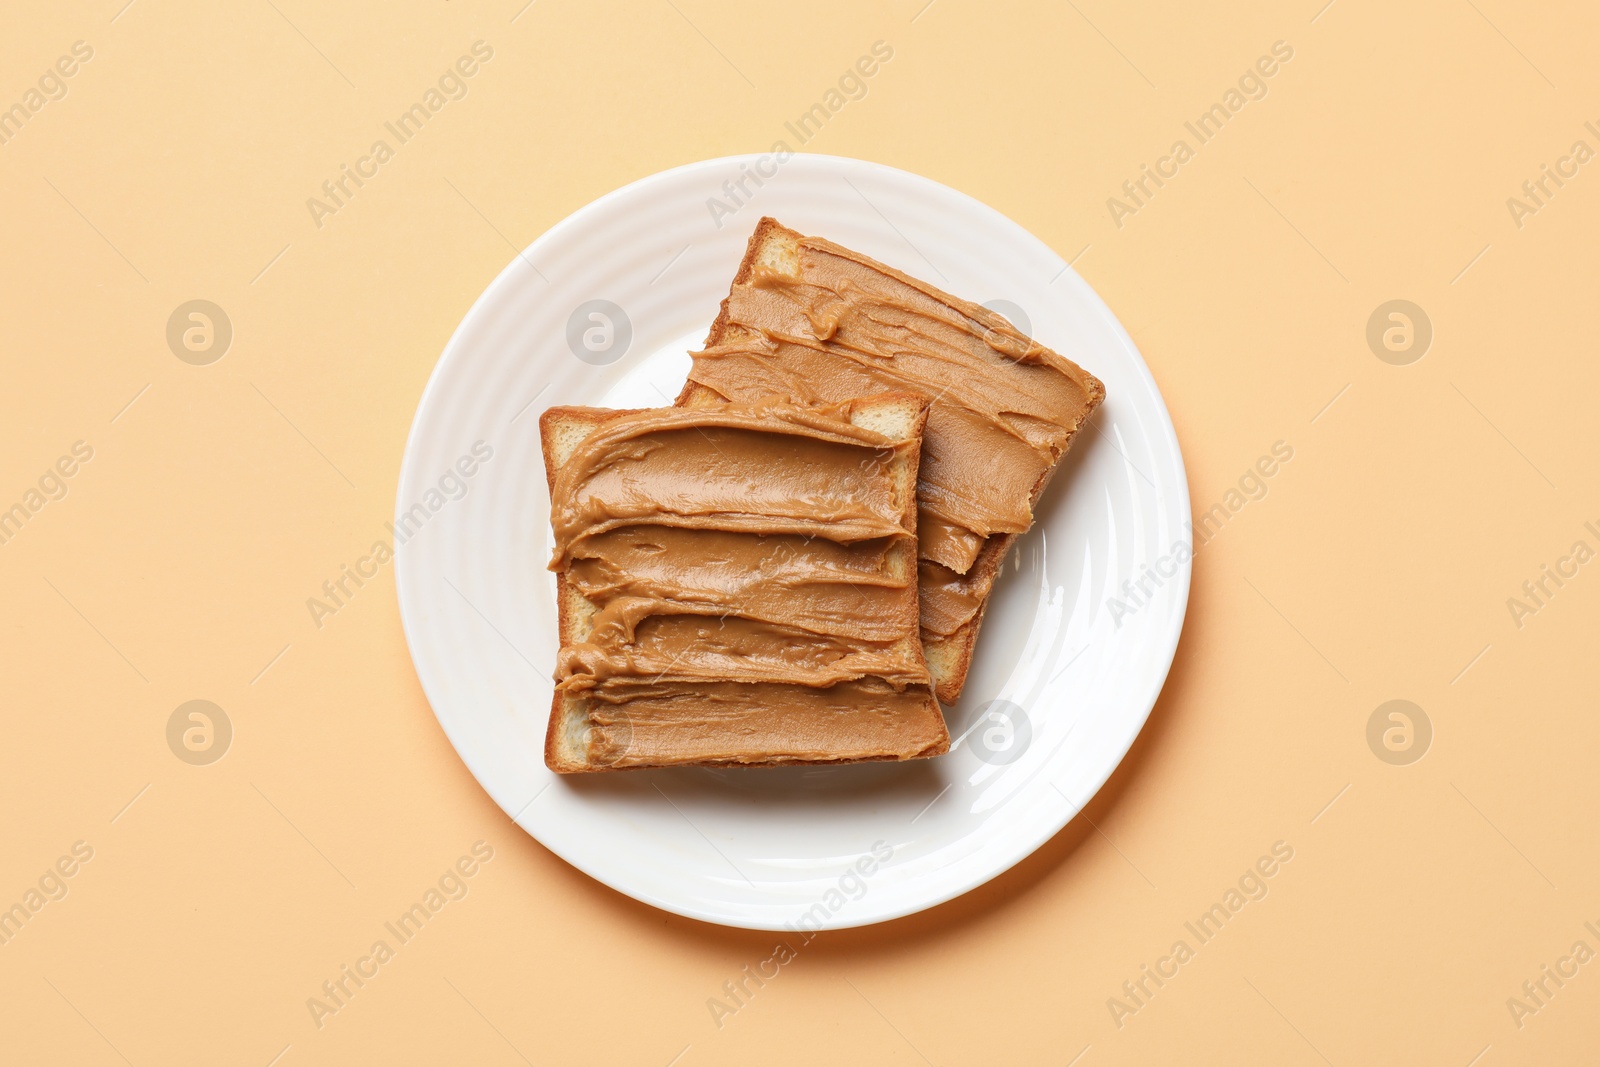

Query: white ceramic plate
<box><xmin>395</xmin><ymin>154</ymin><xmax>1190</xmax><ymax>930</ymax></box>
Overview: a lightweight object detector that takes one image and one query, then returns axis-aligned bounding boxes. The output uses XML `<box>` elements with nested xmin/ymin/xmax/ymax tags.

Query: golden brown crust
<box><xmin>540</xmin><ymin>407</ymin><xmax>646</xmax><ymax>772</ymax></box>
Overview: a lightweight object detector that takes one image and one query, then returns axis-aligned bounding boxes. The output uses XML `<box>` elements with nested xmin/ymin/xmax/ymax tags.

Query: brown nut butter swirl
<box><xmin>687</xmin><ymin>234</ymin><xmax>1104</xmax><ymax>635</ymax></box>
<box><xmin>549</xmin><ymin>399</ymin><xmax>942</xmax><ymax>764</ymax></box>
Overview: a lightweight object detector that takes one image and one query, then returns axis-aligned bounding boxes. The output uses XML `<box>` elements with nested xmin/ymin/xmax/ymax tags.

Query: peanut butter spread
<box><xmin>583</xmin><ymin>681</ymin><xmax>941</xmax><ymax>767</ymax></box>
<box><xmin>687</xmin><ymin>234</ymin><xmax>1104</xmax><ymax>638</ymax></box>
<box><xmin>549</xmin><ymin>400</ymin><xmax>943</xmax><ymax>765</ymax></box>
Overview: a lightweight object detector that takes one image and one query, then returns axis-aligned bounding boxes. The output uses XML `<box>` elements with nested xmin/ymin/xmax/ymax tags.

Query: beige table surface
<box><xmin>3</xmin><ymin>1</ymin><xmax>1597</xmax><ymax>1063</ymax></box>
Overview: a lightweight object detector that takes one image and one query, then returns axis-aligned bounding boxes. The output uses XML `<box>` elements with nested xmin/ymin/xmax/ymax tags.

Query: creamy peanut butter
<box><xmin>549</xmin><ymin>399</ymin><xmax>944</xmax><ymax>765</ymax></box>
<box><xmin>550</xmin><ymin>404</ymin><xmax>905</xmax><ymax>566</ymax></box>
<box><xmin>917</xmin><ymin>559</ymin><xmax>988</xmax><ymax>639</ymax></box>
<box><xmin>584</xmin><ymin>680</ymin><xmax>942</xmax><ymax>768</ymax></box>
<box><xmin>687</xmin><ymin>233</ymin><xmax>1104</xmax><ymax>643</ymax></box>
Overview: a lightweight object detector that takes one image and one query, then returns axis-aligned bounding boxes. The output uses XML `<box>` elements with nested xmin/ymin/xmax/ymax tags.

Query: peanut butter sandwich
<box><xmin>541</xmin><ymin>395</ymin><xmax>948</xmax><ymax>771</ymax></box>
<box><xmin>678</xmin><ymin>218</ymin><xmax>1105</xmax><ymax>702</ymax></box>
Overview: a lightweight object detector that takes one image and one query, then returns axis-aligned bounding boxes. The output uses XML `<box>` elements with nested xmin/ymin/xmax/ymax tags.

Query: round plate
<box><xmin>395</xmin><ymin>154</ymin><xmax>1190</xmax><ymax>930</ymax></box>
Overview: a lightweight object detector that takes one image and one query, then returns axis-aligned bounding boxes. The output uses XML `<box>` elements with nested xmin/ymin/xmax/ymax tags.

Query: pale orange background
<box><xmin>3</xmin><ymin>1</ymin><xmax>1597</xmax><ymax>1063</ymax></box>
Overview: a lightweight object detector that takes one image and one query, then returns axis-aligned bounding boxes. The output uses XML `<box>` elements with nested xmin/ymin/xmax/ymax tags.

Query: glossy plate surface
<box><xmin>395</xmin><ymin>154</ymin><xmax>1190</xmax><ymax>930</ymax></box>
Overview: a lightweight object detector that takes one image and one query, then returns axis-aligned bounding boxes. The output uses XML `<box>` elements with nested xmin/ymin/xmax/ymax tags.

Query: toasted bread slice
<box><xmin>540</xmin><ymin>394</ymin><xmax>949</xmax><ymax>772</ymax></box>
<box><xmin>679</xmin><ymin>218</ymin><xmax>1104</xmax><ymax>703</ymax></box>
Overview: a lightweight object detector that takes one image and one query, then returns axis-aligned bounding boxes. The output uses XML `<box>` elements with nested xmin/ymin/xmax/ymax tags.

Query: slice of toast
<box><xmin>678</xmin><ymin>218</ymin><xmax>1105</xmax><ymax>704</ymax></box>
<box><xmin>540</xmin><ymin>395</ymin><xmax>949</xmax><ymax>772</ymax></box>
